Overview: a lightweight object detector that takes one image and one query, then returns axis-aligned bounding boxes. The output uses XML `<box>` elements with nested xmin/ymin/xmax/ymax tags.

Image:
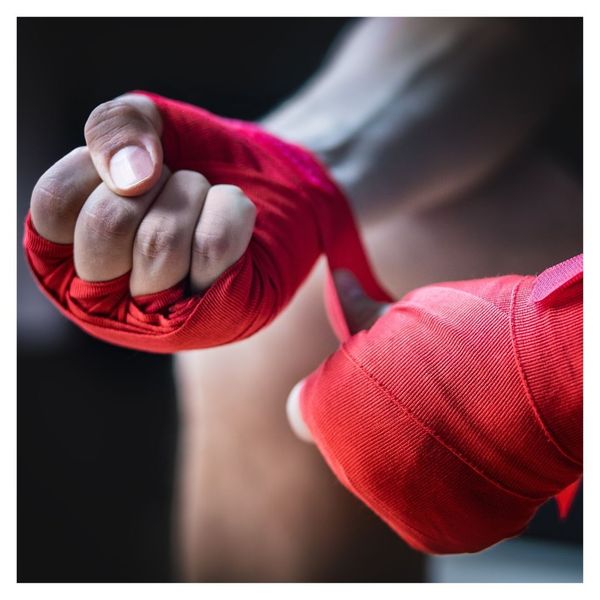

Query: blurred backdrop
<box><xmin>17</xmin><ymin>17</ymin><xmax>582</xmax><ymax>583</ymax></box>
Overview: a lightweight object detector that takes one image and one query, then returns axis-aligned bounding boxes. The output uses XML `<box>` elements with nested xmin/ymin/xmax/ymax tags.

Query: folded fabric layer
<box><xmin>24</xmin><ymin>93</ymin><xmax>582</xmax><ymax>553</ymax></box>
<box><xmin>24</xmin><ymin>92</ymin><xmax>390</xmax><ymax>353</ymax></box>
<box><xmin>300</xmin><ymin>254</ymin><xmax>583</xmax><ymax>553</ymax></box>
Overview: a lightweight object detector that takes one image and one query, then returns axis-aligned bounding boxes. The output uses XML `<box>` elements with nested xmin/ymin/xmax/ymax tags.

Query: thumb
<box><xmin>287</xmin><ymin>271</ymin><xmax>391</xmax><ymax>443</ymax></box>
<box><xmin>84</xmin><ymin>93</ymin><xmax>163</xmax><ymax>197</ymax></box>
<box><xmin>333</xmin><ymin>269</ymin><xmax>390</xmax><ymax>335</ymax></box>
<box><xmin>286</xmin><ymin>380</ymin><xmax>314</xmax><ymax>443</ymax></box>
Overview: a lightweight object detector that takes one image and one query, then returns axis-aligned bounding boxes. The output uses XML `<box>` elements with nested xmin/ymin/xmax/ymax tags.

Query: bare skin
<box><xmin>28</xmin><ymin>18</ymin><xmax>581</xmax><ymax>581</ymax></box>
<box><xmin>174</xmin><ymin>148</ymin><xmax>581</xmax><ymax>581</ymax></box>
<box><xmin>30</xmin><ymin>95</ymin><xmax>257</xmax><ymax>297</ymax></box>
<box><xmin>174</xmin><ymin>19</ymin><xmax>581</xmax><ymax>580</ymax></box>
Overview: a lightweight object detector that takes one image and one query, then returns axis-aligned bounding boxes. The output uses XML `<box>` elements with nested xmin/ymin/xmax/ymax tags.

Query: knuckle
<box><xmin>214</xmin><ymin>184</ymin><xmax>253</xmax><ymax>204</ymax></box>
<box><xmin>170</xmin><ymin>169</ymin><xmax>211</xmax><ymax>192</ymax></box>
<box><xmin>135</xmin><ymin>217</ymin><xmax>183</xmax><ymax>260</ymax></box>
<box><xmin>240</xmin><ymin>195</ymin><xmax>257</xmax><ymax>222</ymax></box>
<box><xmin>66</xmin><ymin>145</ymin><xmax>92</xmax><ymax>162</ymax></box>
<box><xmin>211</xmin><ymin>184</ymin><xmax>257</xmax><ymax>221</ymax></box>
<box><xmin>191</xmin><ymin>185</ymin><xmax>255</xmax><ymax>271</ymax></box>
<box><xmin>220</xmin><ymin>185</ymin><xmax>257</xmax><ymax>224</ymax></box>
<box><xmin>84</xmin><ymin>99</ymin><xmax>145</xmax><ymax>150</ymax></box>
<box><xmin>80</xmin><ymin>195</ymin><xmax>137</xmax><ymax>240</ymax></box>
<box><xmin>192</xmin><ymin>226</ymin><xmax>234</xmax><ymax>267</ymax></box>
<box><xmin>213</xmin><ymin>183</ymin><xmax>243</xmax><ymax>196</ymax></box>
<box><xmin>233</xmin><ymin>190</ymin><xmax>257</xmax><ymax>218</ymax></box>
<box><xmin>31</xmin><ymin>174</ymin><xmax>78</xmax><ymax>226</ymax></box>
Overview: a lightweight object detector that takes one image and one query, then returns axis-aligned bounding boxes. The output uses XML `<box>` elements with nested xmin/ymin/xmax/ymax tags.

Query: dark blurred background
<box><xmin>17</xmin><ymin>17</ymin><xmax>582</xmax><ymax>583</ymax></box>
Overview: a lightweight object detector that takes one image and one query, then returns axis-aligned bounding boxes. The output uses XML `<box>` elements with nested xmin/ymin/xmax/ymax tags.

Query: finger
<box><xmin>29</xmin><ymin>147</ymin><xmax>101</xmax><ymax>244</ymax></box>
<box><xmin>84</xmin><ymin>94</ymin><xmax>163</xmax><ymax>197</ymax></box>
<box><xmin>73</xmin><ymin>168</ymin><xmax>170</xmax><ymax>282</ymax></box>
<box><xmin>286</xmin><ymin>380</ymin><xmax>314</xmax><ymax>443</ymax></box>
<box><xmin>189</xmin><ymin>185</ymin><xmax>256</xmax><ymax>293</ymax></box>
<box><xmin>333</xmin><ymin>269</ymin><xmax>390</xmax><ymax>335</ymax></box>
<box><xmin>129</xmin><ymin>171</ymin><xmax>211</xmax><ymax>296</ymax></box>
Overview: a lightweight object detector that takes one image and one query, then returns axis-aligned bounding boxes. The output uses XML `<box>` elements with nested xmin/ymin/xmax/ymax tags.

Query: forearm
<box><xmin>263</xmin><ymin>17</ymin><xmax>581</xmax><ymax>220</ymax></box>
<box><xmin>172</xmin><ymin>143</ymin><xmax>583</xmax><ymax>578</ymax></box>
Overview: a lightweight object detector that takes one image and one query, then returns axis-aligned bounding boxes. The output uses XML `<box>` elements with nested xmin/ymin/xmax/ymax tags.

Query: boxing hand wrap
<box><xmin>24</xmin><ymin>92</ymin><xmax>582</xmax><ymax>553</ymax></box>
<box><xmin>24</xmin><ymin>92</ymin><xmax>390</xmax><ymax>352</ymax></box>
<box><xmin>302</xmin><ymin>254</ymin><xmax>583</xmax><ymax>554</ymax></box>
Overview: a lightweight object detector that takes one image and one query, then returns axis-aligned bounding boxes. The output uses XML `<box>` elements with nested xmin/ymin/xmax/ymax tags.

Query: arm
<box><xmin>264</xmin><ymin>17</ymin><xmax>581</xmax><ymax>220</ymax></box>
<box><xmin>172</xmin><ymin>18</ymin><xmax>582</xmax><ymax>576</ymax></box>
<box><xmin>290</xmin><ymin>256</ymin><xmax>582</xmax><ymax>554</ymax></box>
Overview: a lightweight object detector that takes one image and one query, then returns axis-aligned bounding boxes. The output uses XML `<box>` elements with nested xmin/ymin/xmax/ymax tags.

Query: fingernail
<box><xmin>333</xmin><ymin>269</ymin><xmax>364</xmax><ymax>301</ymax></box>
<box><xmin>109</xmin><ymin>146</ymin><xmax>154</xmax><ymax>189</ymax></box>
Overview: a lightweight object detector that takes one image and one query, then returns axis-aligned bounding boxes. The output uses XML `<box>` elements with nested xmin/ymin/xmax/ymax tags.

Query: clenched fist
<box><xmin>30</xmin><ymin>94</ymin><xmax>256</xmax><ymax>299</ymax></box>
<box><xmin>24</xmin><ymin>91</ymin><xmax>387</xmax><ymax>352</ymax></box>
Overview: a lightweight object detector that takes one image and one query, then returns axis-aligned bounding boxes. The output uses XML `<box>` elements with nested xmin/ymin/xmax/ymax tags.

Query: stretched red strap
<box><xmin>24</xmin><ymin>92</ymin><xmax>391</xmax><ymax>353</ymax></box>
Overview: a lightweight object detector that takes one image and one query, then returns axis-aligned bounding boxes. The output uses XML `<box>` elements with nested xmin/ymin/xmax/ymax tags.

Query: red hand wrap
<box><xmin>300</xmin><ymin>255</ymin><xmax>582</xmax><ymax>553</ymax></box>
<box><xmin>23</xmin><ymin>93</ymin><xmax>582</xmax><ymax>553</ymax></box>
<box><xmin>23</xmin><ymin>92</ymin><xmax>390</xmax><ymax>352</ymax></box>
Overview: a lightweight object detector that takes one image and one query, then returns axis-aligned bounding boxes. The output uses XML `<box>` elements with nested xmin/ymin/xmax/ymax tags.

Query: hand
<box><xmin>286</xmin><ymin>268</ymin><xmax>582</xmax><ymax>553</ymax></box>
<box><xmin>29</xmin><ymin>94</ymin><xmax>256</xmax><ymax>297</ymax></box>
